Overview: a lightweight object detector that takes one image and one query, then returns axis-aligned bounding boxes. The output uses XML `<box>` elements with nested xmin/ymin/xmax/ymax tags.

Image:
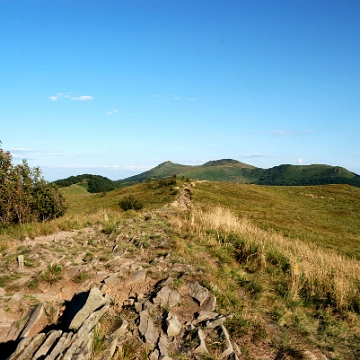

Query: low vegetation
<box><xmin>0</xmin><ymin>142</ymin><xmax>67</xmax><ymax>227</ymax></box>
<box><xmin>118</xmin><ymin>194</ymin><xmax>144</xmax><ymax>211</ymax></box>
<box><xmin>0</xmin><ymin>164</ymin><xmax>360</xmax><ymax>358</ymax></box>
<box><xmin>192</xmin><ymin>181</ymin><xmax>360</xmax><ymax>259</ymax></box>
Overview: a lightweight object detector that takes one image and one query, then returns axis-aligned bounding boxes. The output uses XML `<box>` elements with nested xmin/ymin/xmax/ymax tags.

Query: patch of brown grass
<box><xmin>175</xmin><ymin>205</ymin><xmax>360</xmax><ymax>312</ymax></box>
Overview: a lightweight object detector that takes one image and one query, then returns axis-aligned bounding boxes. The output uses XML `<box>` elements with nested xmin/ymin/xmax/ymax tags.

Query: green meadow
<box><xmin>1</xmin><ymin>178</ymin><xmax>360</xmax><ymax>359</ymax></box>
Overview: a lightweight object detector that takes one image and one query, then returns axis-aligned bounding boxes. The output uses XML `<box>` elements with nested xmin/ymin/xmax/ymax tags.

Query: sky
<box><xmin>1</xmin><ymin>0</ymin><xmax>359</xmax><ymax>181</ymax></box>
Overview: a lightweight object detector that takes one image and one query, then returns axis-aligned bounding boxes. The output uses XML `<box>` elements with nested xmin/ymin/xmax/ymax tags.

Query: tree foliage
<box><xmin>54</xmin><ymin>174</ymin><xmax>119</xmax><ymax>193</ymax></box>
<box><xmin>0</xmin><ymin>142</ymin><xmax>67</xmax><ymax>226</ymax></box>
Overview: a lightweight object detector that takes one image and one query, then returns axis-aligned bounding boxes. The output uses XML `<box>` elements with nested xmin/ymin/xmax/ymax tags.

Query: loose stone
<box><xmin>188</xmin><ymin>282</ymin><xmax>209</xmax><ymax>306</ymax></box>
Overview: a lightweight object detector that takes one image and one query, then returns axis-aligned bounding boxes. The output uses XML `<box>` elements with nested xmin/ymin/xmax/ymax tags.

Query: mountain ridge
<box><xmin>117</xmin><ymin>159</ymin><xmax>360</xmax><ymax>188</ymax></box>
<box><xmin>53</xmin><ymin>159</ymin><xmax>360</xmax><ymax>191</ymax></box>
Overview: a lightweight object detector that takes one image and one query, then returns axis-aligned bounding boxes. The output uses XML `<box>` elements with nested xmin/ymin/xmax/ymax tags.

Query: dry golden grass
<box><xmin>174</xmin><ymin>205</ymin><xmax>360</xmax><ymax>312</ymax></box>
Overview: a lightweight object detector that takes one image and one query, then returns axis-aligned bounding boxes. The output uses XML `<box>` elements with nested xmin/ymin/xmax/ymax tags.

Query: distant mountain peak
<box><xmin>157</xmin><ymin>161</ymin><xmax>174</xmax><ymax>167</ymax></box>
<box><xmin>203</xmin><ymin>159</ymin><xmax>241</xmax><ymax>166</ymax></box>
<box><xmin>203</xmin><ymin>159</ymin><xmax>255</xmax><ymax>169</ymax></box>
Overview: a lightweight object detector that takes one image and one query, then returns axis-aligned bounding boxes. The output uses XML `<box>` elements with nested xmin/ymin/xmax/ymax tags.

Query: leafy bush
<box><xmin>41</xmin><ymin>263</ymin><xmax>63</xmax><ymax>284</ymax></box>
<box><xmin>0</xmin><ymin>142</ymin><xmax>67</xmax><ymax>226</ymax></box>
<box><xmin>157</xmin><ymin>177</ymin><xmax>177</xmax><ymax>187</ymax></box>
<box><xmin>119</xmin><ymin>194</ymin><xmax>144</xmax><ymax>211</ymax></box>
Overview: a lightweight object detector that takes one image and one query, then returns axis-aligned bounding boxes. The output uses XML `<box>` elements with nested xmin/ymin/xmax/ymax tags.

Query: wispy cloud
<box><xmin>154</xmin><ymin>94</ymin><xmax>196</xmax><ymax>102</ymax></box>
<box><xmin>240</xmin><ymin>154</ymin><xmax>268</xmax><ymax>158</ymax></box>
<box><xmin>107</xmin><ymin>109</ymin><xmax>122</xmax><ymax>115</ymax></box>
<box><xmin>42</xmin><ymin>164</ymin><xmax>153</xmax><ymax>172</ymax></box>
<box><xmin>124</xmin><ymin>165</ymin><xmax>153</xmax><ymax>171</ymax></box>
<box><xmin>49</xmin><ymin>93</ymin><xmax>94</xmax><ymax>101</ymax></box>
<box><xmin>9</xmin><ymin>148</ymin><xmax>35</xmax><ymax>153</ymax></box>
<box><xmin>71</xmin><ymin>96</ymin><xmax>94</xmax><ymax>101</ymax></box>
<box><xmin>48</xmin><ymin>93</ymin><xmax>71</xmax><ymax>101</ymax></box>
<box><xmin>7</xmin><ymin>148</ymin><xmax>36</xmax><ymax>160</ymax></box>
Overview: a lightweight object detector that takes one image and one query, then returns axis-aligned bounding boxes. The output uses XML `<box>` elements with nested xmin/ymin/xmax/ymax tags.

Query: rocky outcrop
<box><xmin>6</xmin><ymin>288</ymin><xmax>110</xmax><ymax>360</ymax></box>
<box><xmin>4</xmin><ymin>278</ymin><xmax>242</xmax><ymax>360</ymax></box>
<box><xmin>0</xmin><ymin>210</ymin><xmax>323</xmax><ymax>360</ymax></box>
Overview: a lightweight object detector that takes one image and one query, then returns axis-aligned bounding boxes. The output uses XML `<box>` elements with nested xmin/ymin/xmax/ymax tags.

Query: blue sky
<box><xmin>1</xmin><ymin>0</ymin><xmax>359</xmax><ymax>181</ymax></box>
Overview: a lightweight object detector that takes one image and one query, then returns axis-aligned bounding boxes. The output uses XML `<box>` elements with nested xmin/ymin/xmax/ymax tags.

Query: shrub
<box><xmin>0</xmin><ymin>141</ymin><xmax>67</xmax><ymax>226</ymax></box>
<box><xmin>119</xmin><ymin>194</ymin><xmax>143</xmax><ymax>211</ymax></box>
<box><xmin>41</xmin><ymin>263</ymin><xmax>63</xmax><ymax>284</ymax></box>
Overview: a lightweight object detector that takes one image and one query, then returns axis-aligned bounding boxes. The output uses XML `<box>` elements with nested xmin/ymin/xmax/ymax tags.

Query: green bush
<box><xmin>0</xmin><ymin>141</ymin><xmax>67</xmax><ymax>226</ymax></box>
<box><xmin>119</xmin><ymin>194</ymin><xmax>144</xmax><ymax>211</ymax></box>
<box><xmin>41</xmin><ymin>263</ymin><xmax>63</xmax><ymax>284</ymax></box>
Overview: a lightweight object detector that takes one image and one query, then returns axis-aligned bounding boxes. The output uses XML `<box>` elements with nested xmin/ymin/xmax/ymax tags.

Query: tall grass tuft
<box><xmin>175</xmin><ymin>206</ymin><xmax>360</xmax><ymax>312</ymax></box>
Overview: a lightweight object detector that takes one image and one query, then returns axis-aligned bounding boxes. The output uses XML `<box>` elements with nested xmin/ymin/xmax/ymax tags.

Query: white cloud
<box><xmin>42</xmin><ymin>164</ymin><xmax>153</xmax><ymax>171</ymax></box>
<box><xmin>298</xmin><ymin>158</ymin><xmax>304</xmax><ymax>164</ymax></box>
<box><xmin>9</xmin><ymin>148</ymin><xmax>35</xmax><ymax>152</ymax></box>
<box><xmin>48</xmin><ymin>93</ymin><xmax>72</xmax><ymax>101</ymax></box>
<box><xmin>49</xmin><ymin>93</ymin><xmax>66</xmax><ymax>101</ymax></box>
<box><xmin>49</xmin><ymin>93</ymin><xmax>93</xmax><ymax>101</ymax></box>
<box><xmin>71</xmin><ymin>96</ymin><xmax>94</xmax><ymax>101</ymax></box>
<box><xmin>124</xmin><ymin>165</ymin><xmax>153</xmax><ymax>171</ymax></box>
<box><xmin>107</xmin><ymin>109</ymin><xmax>121</xmax><ymax>115</ymax></box>
<box><xmin>187</xmin><ymin>98</ymin><xmax>196</xmax><ymax>101</ymax></box>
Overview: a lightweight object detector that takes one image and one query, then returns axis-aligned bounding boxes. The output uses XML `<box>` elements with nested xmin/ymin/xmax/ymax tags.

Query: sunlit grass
<box><xmin>192</xmin><ymin>182</ymin><xmax>360</xmax><ymax>258</ymax></box>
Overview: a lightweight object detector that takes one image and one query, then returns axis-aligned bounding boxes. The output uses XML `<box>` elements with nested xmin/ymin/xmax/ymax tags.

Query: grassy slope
<box><xmin>117</xmin><ymin>159</ymin><xmax>258</xmax><ymax>185</ymax></box>
<box><xmin>257</xmin><ymin>164</ymin><xmax>360</xmax><ymax>186</ymax></box>
<box><xmin>178</xmin><ymin>166</ymin><xmax>264</xmax><ymax>183</ymax></box>
<box><xmin>192</xmin><ymin>182</ymin><xmax>360</xmax><ymax>259</ymax></box>
<box><xmin>117</xmin><ymin>161</ymin><xmax>194</xmax><ymax>185</ymax></box>
<box><xmin>1</xmin><ymin>180</ymin><xmax>360</xmax><ymax>358</ymax></box>
<box><xmin>62</xmin><ymin>181</ymin><xmax>360</xmax><ymax>259</ymax></box>
<box><xmin>62</xmin><ymin>184</ymin><xmax>89</xmax><ymax>195</ymax></box>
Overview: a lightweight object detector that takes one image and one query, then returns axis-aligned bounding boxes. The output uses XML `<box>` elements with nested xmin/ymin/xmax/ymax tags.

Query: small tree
<box><xmin>119</xmin><ymin>194</ymin><xmax>143</xmax><ymax>211</ymax></box>
<box><xmin>0</xmin><ymin>141</ymin><xmax>67</xmax><ymax>226</ymax></box>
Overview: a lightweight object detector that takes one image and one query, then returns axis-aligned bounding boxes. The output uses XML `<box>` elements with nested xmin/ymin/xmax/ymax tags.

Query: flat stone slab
<box><xmin>9</xmin><ymin>292</ymin><xmax>23</xmax><ymax>308</ymax></box>
<box><xmin>153</xmin><ymin>287</ymin><xmax>171</xmax><ymax>306</ymax></box>
<box><xmin>103</xmin><ymin>273</ymin><xmax>122</xmax><ymax>287</ymax></box>
<box><xmin>20</xmin><ymin>303</ymin><xmax>47</xmax><ymax>338</ymax></box>
<box><xmin>158</xmin><ymin>333</ymin><xmax>169</xmax><ymax>357</ymax></box>
<box><xmin>32</xmin><ymin>329</ymin><xmax>62</xmax><ymax>359</ymax></box>
<box><xmin>202</xmin><ymin>293</ymin><xmax>216</xmax><ymax>311</ymax></box>
<box><xmin>194</xmin><ymin>329</ymin><xmax>208</xmax><ymax>355</ymax></box>
<box><xmin>68</xmin><ymin>287</ymin><xmax>111</xmax><ymax>331</ymax></box>
<box><xmin>218</xmin><ymin>325</ymin><xmax>234</xmax><ymax>359</ymax></box>
<box><xmin>126</xmin><ymin>269</ymin><xmax>147</xmax><ymax>286</ymax></box>
<box><xmin>166</xmin><ymin>312</ymin><xmax>182</xmax><ymax>337</ymax></box>
<box><xmin>189</xmin><ymin>282</ymin><xmax>209</xmax><ymax>306</ymax></box>
<box><xmin>139</xmin><ymin>309</ymin><xmax>159</xmax><ymax>344</ymax></box>
<box><xmin>195</xmin><ymin>311</ymin><xmax>219</xmax><ymax>322</ymax></box>
<box><xmin>168</xmin><ymin>289</ymin><xmax>180</xmax><ymax>308</ymax></box>
<box><xmin>206</xmin><ymin>315</ymin><xmax>228</xmax><ymax>329</ymax></box>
